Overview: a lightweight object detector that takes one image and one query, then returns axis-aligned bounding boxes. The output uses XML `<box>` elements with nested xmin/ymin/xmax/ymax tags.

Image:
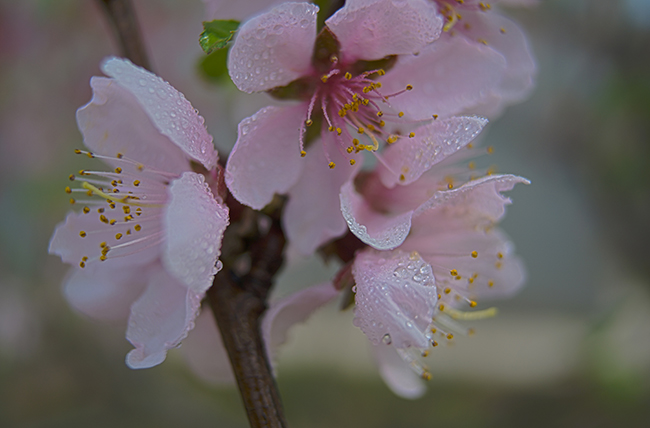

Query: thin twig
<box><xmin>96</xmin><ymin>0</ymin><xmax>151</xmax><ymax>70</ymax></box>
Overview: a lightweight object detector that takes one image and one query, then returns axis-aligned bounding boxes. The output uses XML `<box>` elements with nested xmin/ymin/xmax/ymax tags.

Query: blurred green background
<box><xmin>1</xmin><ymin>0</ymin><xmax>649</xmax><ymax>427</ymax></box>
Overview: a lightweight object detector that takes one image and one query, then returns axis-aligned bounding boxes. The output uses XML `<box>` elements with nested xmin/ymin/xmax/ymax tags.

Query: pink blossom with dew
<box><xmin>182</xmin><ymin>282</ymin><xmax>339</xmax><ymax>383</ymax></box>
<box><xmin>48</xmin><ymin>57</ymin><xmax>229</xmax><ymax>369</ymax></box>
<box><xmin>344</xmin><ymin>136</ymin><xmax>528</xmax><ymax>396</ymax></box>
<box><xmin>394</xmin><ymin>0</ymin><xmax>536</xmax><ymax>117</ymax></box>
<box><xmin>226</xmin><ymin>0</ymin><xmax>515</xmax><ymax>255</ymax></box>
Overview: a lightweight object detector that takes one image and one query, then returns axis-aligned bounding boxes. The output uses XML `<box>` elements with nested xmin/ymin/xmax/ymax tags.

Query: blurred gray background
<box><xmin>1</xmin><ymin>0</ymin><xmax>649</xmax><ymax>427</ymax></box>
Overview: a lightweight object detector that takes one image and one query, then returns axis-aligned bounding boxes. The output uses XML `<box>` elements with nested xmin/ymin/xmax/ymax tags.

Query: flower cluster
<box><xmin>50</xmin><ymin>0</ymin><xmax>535</xmax><ymax>398</ymax></box>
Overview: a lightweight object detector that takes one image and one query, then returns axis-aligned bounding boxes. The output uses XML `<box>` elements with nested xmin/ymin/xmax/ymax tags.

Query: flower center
<box><xmin>66</xmin><ymin>150</ymin><xmax>173</xmax><ymax>268</ymax></box>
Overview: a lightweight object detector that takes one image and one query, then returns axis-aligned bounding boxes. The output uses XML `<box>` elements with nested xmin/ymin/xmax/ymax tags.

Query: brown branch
<box><xmin>96</xmin><ymin>0</ymin><xmax>151</xmax><ymax>70</ymax></box>
<box><xmin>207</xmin><ymin>213</ymin><xmax>288</xmax><ymax>428</ymax></box>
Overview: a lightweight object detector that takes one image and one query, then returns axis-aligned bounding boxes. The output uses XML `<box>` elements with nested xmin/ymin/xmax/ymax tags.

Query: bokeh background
<box><xmin>1</xmin><ymin>0</ymin><xmax>649</xmax><ymax>427</ymax></box>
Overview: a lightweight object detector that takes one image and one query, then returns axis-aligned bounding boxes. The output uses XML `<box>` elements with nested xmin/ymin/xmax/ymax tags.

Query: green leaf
<box><xmin>199</xmin><ymin>20</ymin><xmax>240</xmax><ymax>54</ymax></box>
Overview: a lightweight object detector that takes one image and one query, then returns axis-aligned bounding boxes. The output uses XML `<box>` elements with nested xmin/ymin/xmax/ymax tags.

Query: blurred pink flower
<box><xmin>49</xmin><ymin>57</ymin><xmax>229</xmax><ymax>369</ymax></box>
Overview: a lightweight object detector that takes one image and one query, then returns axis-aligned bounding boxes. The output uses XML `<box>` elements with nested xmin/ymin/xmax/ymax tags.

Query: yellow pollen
<box><xmin>367</xmin><ymin>124</ymin><xmax>375</xmax><ymax>131</ymax></box>
<box><xmin>471</xmin><ymin>251</ymin><xmax>478</xmax><ymax>258</ymax></box>
<box><xmin>123</xmin><ymin>206</ymin><xmax>131</xmax><ymax>214</ymax></box>
<box><xmin>469</xmin><ymin>301</ymin><xmax>478</xmax><ymax>308</ymax></box>
<box><xmin>321</xmin><ymin>75</ymin><xmax>328</xmax><ymax>83</ymax></box>
<box><xmin>126</xmin><ymin>229</ymin><xmax>131</xmax><ymax>235</ymax></box>
<box><xmin>328</xmin><ymin>162</ymin><xmax>336</xmax><ymax>169</ymax></box>
<box><xmin>74</xmin><ymin>149</ymin><xmax>82</xmax><ymax>154</ymax></box>
<box><xmin>431</xmin><ymin>328</ymin><xmax>437</xmax><ymax>334</ymax></box>
<box><xmin>497</xmin><ymin>252</ymin><xmax>503</xmax><ymax>259</ymax></box>
<box><xmin>378</xmin><ymin>120</ymin><xmax>386</xmax><ymax>127</ymax></box>
<box><xmin>448</xmin><ymin>183</ymin><xmax>454</xmax><ymax>189</ymax></box>
<box><xmin>405</xmin><ymin>84</ymin><xmax>413</xmax><ymax>91</ymax></box>
<box><xmin>447</xmin><ymin>334</ymin><xmax>454</xmax><ymax>340</ymax></box>
<box><xmin>346</xmin><ymin>147</ymin><xmax>354</xmax><ymax>153</ymax></box>
<box><xmin>357</xmin><ymin>127</ymin><xmax>364</xmax><ymax>134</ymax></box>
<box><xmin>336</xmin><ymin>128</ymin><xmax>342</xmax><ymax>135</ymax></box>
<box><xmin>398</xmin><ymin>112</ymin><xmax>404</xmax><ymax>118</ymax></box>
<box><xmin>97</xmin><ymin>208</ymin><xmax>105</xmax><ymax>213</ymax></box>
<box><xmin>305</xmin><ymin>119</ymin><xmax>313</xmax><ymax>126</ymax></box>
<box><xmin>432</xmin><ymin>114</ymin><xmax>438</xmax><ymax>119</ymax></box>
<box><xmin>387</xmin><ymin>135</ymin><xmax>398</xmax><ymax>144</ymax></box>
<box><xmin>134</xmin><ymin>224</ymin><xmax>142</xmax><ymax>232</ymax></box>
<box><xmin>468</xmin><ymin>277</ymin><xmax>474</xmax><ymax>284</ymax></box>
<box><xmin>100</xmin><ymin>242</ymin><xmax>107</xmax><ymax>248</ymax></box>
<box><xmin>399</xmin><ymin>174</ymin><xmax>405</xmax><ymax>181</ymax></box>
<box><xmin>79</xmin><ymin>231</ymin><xmax>87</xmax><ymax>238</ymax></box>
<box><xmin>83</xmin><ymin>207</ymin><xmax>90</xmax><ymax>214</ymax></box>
<box><xmin>477</xmin><ymin>38</ymin><xmax>488</xmax><ymax>45</ymax></box>
<box><xmin>65</xmin><ymin>186</ymin><xmax>72</xmax><ymax>194</ymax></box>
<box><xmin>69</xmin><ymin>174</ymin><xmax>75</xmax><ymax>181</ymax></box>
<box><xmin>115</xmin><ymin>233</ymin><xmax>123</xmax><ymax>240</ymax></box>
<box><xmin>439</xmin><ymin>304</ymin><xmax>445</xmax><ymax>311</ymax></box>
<box><xmin>422</xmin><ymin>372</ymin><xmax>432</xmax><ymax>381</ymax></box>
<box><xmin>375</xmin><ymin>82</ymin><xmax>382</xmax><ymax>88</ymax></box>
<box><xmin>99</xmin><ymin>215</ymin><xmax>108</xmax><ymax>223</ymax></box>
<box><xmin>362</xmin><ymin>99</ymin><xmax>369</xmax><ymax>106</ymax></box>
<box><xmin>69</xmin><ymin>198</ymin><xmax>76</xmax><ymax>204</ymax></box>
<box><xmin>137</xmin><ymin>164</ymin><xmax>144</xmax><ymax>171</ymax></box>
<box><xmin>500</xmin><ymin>27</ymin><xmax>506</xmax><ymax>34</ymax></box>
<box><xmin>432</xmin><ymin>340</ymin><xmax>439</xmax><ymax>347</ymax></box>
<box><xmin>408</xmin><ymin>132</ymin><xmax>415</xmax><ymax>138</ymax></box>
<box><xmin>450</xmin><ymin>269</ymin><xmax>458</xmax><ymax>276</ymax></box>
<box><xmin>79</xmin><ymin>261</ymin><xmax>86</xmax><ymax>268</ymax></box>
<box><xmin>115</xmin><ymin>167</ymin><xmax>122</xmax><ymax>174</ymax></box>
<box><xmin>488</xmin><ymin>280</ymin><xmax>494</xmax><ymax>288</ymax></box>
<box><xmin>133</xmin><ymin>180</ymin><xmax>140</xmax><ymax>187</ymax></box>
<box><xmin>377</xmin><ymin>111</ymin><xmax>384</xmax><ymax>117</ymax></box>
<box><xmin>422</xmin><ymin>350</ymin><xmax>429</xmax><ymax>357</ymax></box>
<box><xmin>117</xmin><ymin>153</ymin><xmax>123</xmax><ymax>159</ymax></box>
<box><xmin>109</xmin><ymin>219</ymin><xmax>117</xmax><ymax>225</ymax></box>
<box><xmin>344</xmin><ymin>72</ymin><xmax>352</xmax><ymax>80</ymax></box>
<box><xmin>99</xmin><ymin>255</ymin><xmax>107</xmax><ymax>261</ymax></box>
<box><xmin>444</xmin><ymin>287</ymin><xmax>451</xmax><ymax>294</ymax></box>
<box><xmin>349</xmin><ymin>159</ymin><xmax>356</xmax><ymax>166</ymax></box>
<box><xmin>300</xmin><ymin>150</ymin><xmax>307</xmax><ymax>157</ymax></box>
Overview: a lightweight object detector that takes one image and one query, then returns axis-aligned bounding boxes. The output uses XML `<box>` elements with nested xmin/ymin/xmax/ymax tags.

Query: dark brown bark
<box><xmin>96</xmin><ymin>0</ymin><xmax>151</xmax><ymax>70</ymax></box>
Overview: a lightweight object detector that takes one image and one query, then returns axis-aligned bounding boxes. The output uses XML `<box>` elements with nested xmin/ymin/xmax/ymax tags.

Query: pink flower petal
<box><xmin>226</xmin><ymin>105</ymin><xmax>306</xmax><ymax>209</ymax></box>
<box><xmin>378</xmin><ymin>116</ymin><xmax>488</xmax><ymax>188</ymax></box>
<box><xmin>126</xmin><ymin>268</ymin><xmax>203</xmax><ymax>369</ymax></box>
<box><xmin>77</xmin><ymin>77</ymin><xmax>190</xmax><ymax>176</ymax></box>
<box><xmin>49</xmin><ymin>210</ymin><xmax>161</xmax><ymax>269</ymax></box>
<box><xmin>379</xmin><ymin>36</ymin><xmax>506</xmax><ymax>120</ymax></box>
<box><xmin>412</xmin><ymin>174</ymin><xmax>530</xmax><ymax>219</ymax></box>
<box><xmin>63</xmin><ymin>265</ymin><xmax>147</xmax><ymax>321</ymax></box>
<box><xmin>352</xmin><ymin>250</ymin><xmax>438</xmax><ymax>350</ymax></box>
<box><xmin>262</xmin><ymin>282</ymin><xmax>339</xmax><ymax>361</ymax></box>
<box><xmin>228</xmin><ymin>2</ymin><xmax>318</xmax><ymax>93</ymax></box>
<box><xmin>459</xmin><ymin>11</ymin><xmax>536</xmax><ymax>103</ymax></box>
<box><xmin>181</xmin><ymin>309</ymin><xmax>235</xmax><ymax>384</ymax></box>
<box><xmin>326</xmin><ymin>0</ymin><xmax>442</xmax><ymax>62</ymax></box>
<box><xmin>101</xmin><ymin>57</ymin><xmax>218</xmax><ymax>170</ymax></box>
<box><xmin>373</xmin><ymin>343</ymin><xmax>426</xmax><ymax>399</ymax></box>
<box><xmin>283</xmin><ymin>137</ymin><xmax>356</xmax><ymax>255</ymax></box>
<box><xmin>163</xmin><ymin>172</ymin><xmax>229</xmax><ymax>293</ymax></box>
<box><xmin>340</xmin><ymin>180</ymin><xmax>414</xmax><ymax>250</ymax></box>
<box><xmin>204</xmin><ymin>0</ymin><xmax>295</xmax><ymax>21</ymax></box>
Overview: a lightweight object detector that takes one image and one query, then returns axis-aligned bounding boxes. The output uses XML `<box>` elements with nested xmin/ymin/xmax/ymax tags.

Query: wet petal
<box><xmin>163</xmin><ymin>172</ymin><xmax>229</xmax><ymax>293</ymax></box>
<box><xmin>77</xmin><ymin>77</ymin><xmax>190</xmax><ymax>175</ymax></box>
<box><xmin>379</xmin><ymin>36</ymin><xmax>506</xmax><ymax>120</ymax></box>
<box><xmin>126</xmin><ymin>268</ymin><xmax>203</xmax><ymax>369</ymax></box>
<box><xmin>63</xmin><ymin>264</ymin><xmax>146</xmax><ymax>321</ymax></box>
<box><xmin>352</xmin><ymin>249</ymin><xmax>438</xmax><ymax>349</ymax></box>
<box><xmin>326</xmin><ymin>0</ymin><xmax>442</xmax><ymax>61</ymax></box>
<box><xmin>262</xmin><ymin>282</ymin><xmax>339</xmax><ymax>361</ymax></box>
<box><xmin>226</xmin><ymin>105</ymin><xmax>306</xmax><ymax>209</ymax></box>
<box><xmin>181</xmin><ymin>309</ymin><xmax>235</xmax><ymax>384</ymax></box>
<box><xmin>340</xmin><ymin>180</ymin><xmax>413</xmax><ymax>250</ymax></box>
<box><xmin>101</xmin><ymin>57</ymin><xmax>218</xmax><ymax>170</ymax></box>
<box><xmin>373</xmin><ymin>343</ymin><xmax>426</xmax><ymax>399</ymax></box>
<box><xmin>228</xmin><ymin>2</ymin><xmax>318</xmax><ymax>93</ymax></box>
<box><xmin>378</xmin><ymin>116</ymin><xmax>488</xmax><ymax>188</ymax></box>
<box><xmin>283</xmin><ymin>137</ymin><xmax>356</xmax><ymax>255</ymax></box>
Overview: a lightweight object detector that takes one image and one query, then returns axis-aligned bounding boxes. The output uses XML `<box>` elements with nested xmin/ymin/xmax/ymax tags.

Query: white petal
<box><xmin>163</xmin><ymin>172</ymin><xmax>229</xmax><ymax>293</ymax></box>
<box><xmin>101</xmin><ymin>57</ymin><xmax>218</xmax><ymax>170</ymax></box>
<box><xmin>126</xmin><ymin>268</ymin><xmax>203</xmax><ymax>369</ymax></box>
<box><xmin>228</xmin><ymin>2</ymin><xmax>318</xmax><ymax>93</ymax></box>
<box><xmin>373</xmin><ymin>343</ymin><xmax>426</xmax><ymax>399</ymax></box>
<box><xmin>352</xmin><ymin>250</ymin><xmax>438</xmax><ymax>349</ymax></box>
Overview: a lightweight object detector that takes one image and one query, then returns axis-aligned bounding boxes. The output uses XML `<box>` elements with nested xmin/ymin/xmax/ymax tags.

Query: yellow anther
<box><xmin>408</xmin><ymin>132</ymin><xmax>415</xmax><ymax>138</ymax></box>
<box><xmin>488</xmin><ymin>280</ymin><xmax>494</xmax><ymax>288</ymax></box>
<box><xmin>432</xmin><ymin>340</ymin><xmax>439</xmax><ymax>347</ymax></box>
<box><xmin>126</xmin><ymin>229</ymin><xmax>131</xmax><ymax>235</ymax></box>
<box><xmin>137</xmin><ymin>164</ymin><xmax>144</xmax><ymax>171</ymax></box>
<box><xmin>86</xmin><ymin>152</ymin><xmax>94</xmax><ymax>158</ymax></box>
<box><xmin>387</xmin><ymin>135</ymin><xmax>398</xmax><ymax>144</ymax></box>
<box><xmin>69</xmin><ymin>174</ymin><xmax>75</xmax><ymax>181</ymax></box>
<box><xmin>328</xmin><ymin>162</ymin><xmax>336</xmax><ymax>169</ymax></box>
<box><xmin>123</xmin><ymin>206</ymin><xmax>131</xmax><ymax>214</ymax></box>
<box><xmin>405</xmin><ymin>84</ymin><xmax>413</xmax><ymax>91</ymax></box>
<box><xmin>444</xmin><ymin>287</ymin><xmax>451</xmax><ymax>294</ymax></box>
<box><xmin>446</xmin><ymin>333</ymin><xmax>454</xmax><ymax>340</ymax></box>
<box><xmin>468</xmin><ymin>277</ymin><xmax>474</xmax><ymax>284</ymax></box>
<box><xmin>399</xmin><ymin>174</ymin><xmax>405</xmax><ymax>181</ymax></box>
<box><xmin>100</xmin><ymin>242</ymin><xmax>107</xmax><ymax>248</ymax></box>
<box><xmin>115</xmin><ymin>167</ymin><xmax>122</xmax><ymax>174</ymax></box>
<box><xmin>346</xmin><ymin>147</ymin><xmax>354</xmax><ymax>154</ymax></box>
<box><xmin>300</xmin><ymin>150</ymin><xmax>307</xmax><ymax>157</ymax></box>
<box><xmin>497</xmin><ymin>252</ymin><xmax>503</xmax><ymax>259</ymax></box>
<box><xmin>65</xmin><ymin>186</ymin><xmax>72</xmax><ymax>194</ymax></box>
<box><xmin>431</xmin><ymin>328</ymin><xmax>437</xmax><ymax>334</ymax></box>
<box><xmin>377</xmin><ymin>111</ymin><xmax>384</xmax><ymax>117</ymax></box>
<box><xmin>500</xmin><ymin>27</ymin><xmax>506</xmax><ymax>34</ymax></box>
<box><xmin>134</xmin><ymin>224</ymin><xmax>142</xmax><ymax>232</ymax></box>
<box><xmin>74</xmin><ymin>149</ymin><xmax>82</xmax><ymax>154</ymax></box>
<box><xmin>344</xmin><ymin>72</ymin><xmax>352</xmax><ymax>80</ymax></box>
<box><xmin>82</xmin><ymin>207</ymin><xmax>90</xmax><ymax>214</ymax></box>
<box><xmin>336</xmin><ymin>128</ymin><xmax>342</xmax><ymax>135</ymax></box>
<box><xmin>349</xmin><ymin>159</ymin><xmax>356</xmax><ymax>166</ymax></box>
<box><xmin>448</xmin><ymin>183</ymin><xmax>454</xmax><ymax>189</ymax></box>
<box><xmin>117</xmin><ymin>153</ymin><xmax>123</xmax><ymax>159</ymax></box>
<box><xmin>469</xmin><ymin>301</ymin><xmax>477</xmax><ymax>308</ymax></box>
<box><xmin>115</xmin><ymin>233</ymin><xmax>123</xmax><ymax>240</ymax></box>
<box><xmin>367</xmin><ymin>124</ymin><xmax>375</xmax><ymax>131</ymax></box>
<box><xmin>421</xmin><ymin>372</ymin><xmax>432</xmax><ymax>381</ymax></box>
<box><xmin>79</xmin><ymin>261</ymin><xmax>86</xmax><ymax>268</ymax></box>
<box><xmin>487</xmin><ymin>146</ymin><xmax>494</xmax><ymax>154</ymax></box>
<box><xmin>439</xmin><ymin>304</ymin><xmax>445</xmax><ymax>311</ymax></box>
<box><xmin>495</xmin><ymin>261</ymin><xmax>502</xmax><ymax>269</ymax></box>
<box><xmin>357</xmin><ymin>127</ymin><xmax>364</xmax><ymax>134</ymax></box>
<box><xmin>99</xmin><ymin>215</ymin><xmax>108</xmax><ymax>223</ymax></box>
<box><xmin>133</xmin><ymin>180</ymin><xmax>140</xmax><ymax>187</ymax></box>
<box><xmin>330</xmin><ymin>55</ymin><xmax>338</xmax><ymax>63</ymax></box>
<box><xmin>78</xmin><ymin>170</ymin><xmax>86</xmax><ymax>175</ymax></box>
<box><xmin>321</xmin><ymin>75</ymin><xmax>328</xmax><ymax>83</ymax></box>
<box><xmin>109</xmin><ymin>219</ymin><xmax>117</xmax><ymax>225</ymax></box>
<box><xmin>468</xmin><ymin>161</ymin><xmax>476</xmax><ymax>170</ymax></box>
<box><xmin>477</xmin><ymin>38</ymin><xmax>488</xmax><ymax>45</ymax></box>
<box><xmin>378</xmin><ymin>120</ymin><xmax>386</xmax><ymax>127</ymax></box>
<box><xmin>422</xmin><ymin>350</ymin><xmax>429</xmax><ymax>357</ymax></box>
<box><xmin>432</xmin><ymin>114</ymin><xmax>438</xmax><ymax>119</ymax></box>
<box><xmin>378</xmin><ymin>69</ymin><xmax>386</xmax><ymax>76</ymax></box>
<box><xmin>362</xmin><ymin>99</ymin><xmax>369</xmax><ymax>106</ymax></box>
<box><xmin>450</xmin><ymin>269</ymin><xmax>458</xmax><ymax>276</ymax></box>
<box><xmin>99</xmin><ymin>255</ymin><xmax>107</xmax><ymax>261</ymax></box>
<box><xmin>79</xmin><ymin>231</ymin><xmax>87</xmax><ymax>238</ymax></box>
<box><xmin>305</xmin><ymin>119</ymin><xmax>313</xmax><ymax>126</ymax></box>
<box><xmin>375</xmin><ymin>82</ymin><xmax>382</xmax><ymax>88</ymax></box>
<box><xmin>97</xmin><ymin>208</ymin><xmax>105</xmax><ymax>214</ymax></box>
<box><xmin>468</xmin><ymin>328</ymin><xmax>475</xmax><ymax>336</ymax></box>
<box><xmin>471</xmin><ymin>251</ymin><xmax>478</xmax><ymax>258</ymax></box>
<box><xmin>398</xmin><ymin>112</ymin><xmax>404</xmax><ymax>118</ymax></box>
<box><xmin>69</xmin><ymin>198</ymin><xmax>76</xmax><ymax>204</ymax></box>
<box><xmin>111</xmin><ymin>180</ymin><xmax>118</xmax><ymax>187</ymax></box>
<box><xmin>124</xmin><ymin>215</ymin><xmax>133</xmax><ymax>221</ymax></box>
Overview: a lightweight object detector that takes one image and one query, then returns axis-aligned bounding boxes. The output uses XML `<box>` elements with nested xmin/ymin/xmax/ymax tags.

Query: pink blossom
<box><xmin>225</xmin><ymin>0</ymin><xmax>464</xmax><ymax>255</ymax></box>
<box><xmin>48</xmin><ymin>57</ymin><xmax>229</xmax><ymax>369</ymax></box>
